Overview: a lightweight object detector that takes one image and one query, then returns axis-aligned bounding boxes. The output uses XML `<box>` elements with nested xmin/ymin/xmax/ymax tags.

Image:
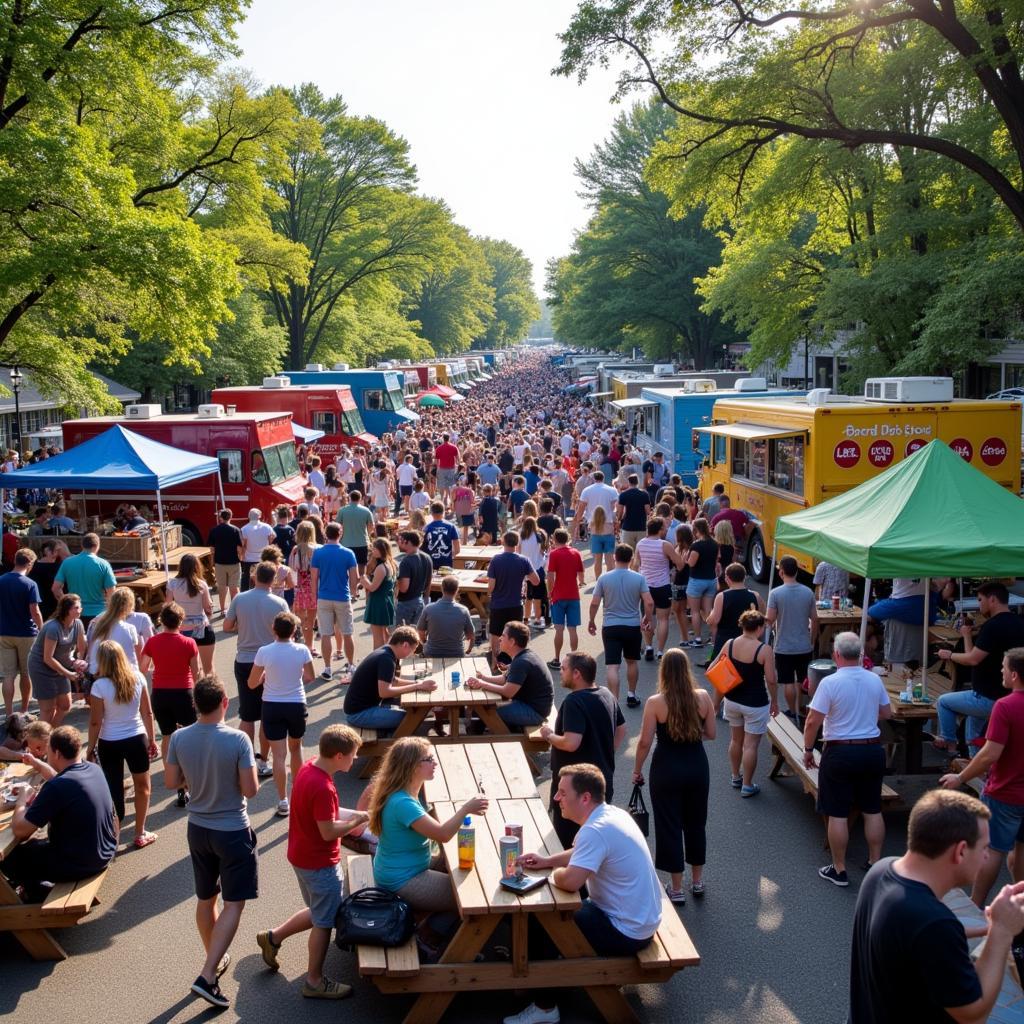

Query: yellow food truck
<box><xmin>697</xmin><ymin>378</ymin><xmax>1023</xmax><ymax>580</ymax></box>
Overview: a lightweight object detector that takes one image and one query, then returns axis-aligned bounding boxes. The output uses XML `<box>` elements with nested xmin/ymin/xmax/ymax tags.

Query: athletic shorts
<box><xmin>983</xmin><ymin>794</ymin><xmax>1024</xmax><ymax>853</ymax></box>
<box><xmin>775</xmin><ymin>651</ymin><xmax>812</xmax><ymax>686</ymax></box>
<box><xmin>214</xmin><ymin>563</ymin><xmax>240</xmax><ymax>590</ymax></box>
<box><xmin>460</xmin><ymin>514</ymin><xmax>475</xmax><ymax>526</ymax></box>
<box><xmin>551</xmin><ymin>599</ymin><xmax>581</xmax><ymax>628</ymax></box>
<box><xmin>0</xmin><ymin>636</ymin><xmax>33</xmax><ymax>679</ymax></box>
<box><xmin>294</xmin><ymin>863</ymin><xmax>344</xmax><ymax>929</ymax></box>
<box><xmin>590</xmin><ymin>533</ymin><xmax>614</xmax><ymax>555</ymax></box>
<box><xmin>489</xmin><ymin>604</ymin><xmax>525</xmax><ymax>638</ymax></box>
<box><xmin>525</xmin><ymin>568</ymin><xmax>547</xmax><ymax>601</ymax></box>
<box><xmin>348</xmin><ymin>546</ymin><xmax>368</xmax><ymax>569</ymax></box>
<box><xmin>184</xmin><ymin>625</ymin><xmax>216</xmax><ymax>648</ymax></box>
<box><xmin>437</xmin><ymin>468</ymin><xmax>457</xmax><ymax>489</ymax></box>
<box><xmin>234</xmin><ymin>659</ymin><xmax>263</xmax><ymax>724</ymax></box>
<box><xmin>816</xmin><ymin>743</ymin><xmax>885</xmax><ymax>817</ymax></box>
<box><xmin>648</xmin><ymin>584</ymin><xmax>672</xmax><ymax>610</ymax></box>
<box><xmin>722</xmin><ymin>699</ymin><xmax>771</xmax><ymax>736</ymax></box>
<box><xmin>602</xmin><ymin>625</ymin><xmax>642</xmax><ymax>665</ymax></box>
<box><xmin>152</xmin><ymin>688</ymin><xmax>197</xmax><ymax>736</ymax></box>
<box><xmin>686</xmin><ymin>577</ymin><xmax>718</xmax><ymax>599</ymax></box>
<box><xmin>317</xmin><ymin>599</ymin><xmax>354</xmax><ymax>637</ymax></box>
<box><xmin>187</xmin><ymin>822</ymin><xmax>259</xmax><ymax>902</ymax></box>
<box><xmin>262</xmin><ymin>700</ymin><xmax>308</xmax><ymax>741</ymax></box>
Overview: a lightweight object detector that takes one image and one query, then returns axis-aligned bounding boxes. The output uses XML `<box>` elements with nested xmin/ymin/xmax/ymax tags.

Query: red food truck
<box><xmin>61</xmin><ymin>405</ymin><xmax>308</xmax><ymax>544</ymax></box>
<box><xmin>211</xmin><ymin>378</ymin><xmax>378</xmax><ymax>459</ymax></box>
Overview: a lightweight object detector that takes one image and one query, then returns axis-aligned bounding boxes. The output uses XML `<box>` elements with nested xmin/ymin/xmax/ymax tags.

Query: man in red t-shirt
<box><xmin>710</xmin><ymin>496</ymin><xmax>749</xmax><ymax>543</ymax></box>
<box><xmin>942</xmin><ymin>647</ymin><xmax>1024</xmax><ymax>906</ymax></box>
<box><xmin>545</xmin><ymin>528</ymin><xmax>586</xmax><ymax>668</ymax></box>
<box><xmin>433</xmin><ymin>432</ymin><xmax>460</xmax><ymax>510</ymax></box>
<box><xmin>256</xmin><ymin>724</ymin><xmax>367</xmax><ymax>999</ymax></box>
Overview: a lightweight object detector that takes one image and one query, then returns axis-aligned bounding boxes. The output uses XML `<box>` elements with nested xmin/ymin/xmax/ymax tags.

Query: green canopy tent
<box><xmin>417</xmin><ymin>393</ymin><xmax>446</xmax><ymax>408</ymax></box>
<box><xmin>772</xmin><ymin>439</ymin><xmax>1024</xmax><ymax>692</ymax></box>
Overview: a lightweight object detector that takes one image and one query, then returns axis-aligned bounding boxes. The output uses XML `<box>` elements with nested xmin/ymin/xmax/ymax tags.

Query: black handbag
<box><xmin>628</xmin><ymin>784</ymin><xmax>650</xmax><ymax>837</ymax></box>
<box><xmin>334</xmin><ymin>887</ymin><xmax>414</xmax><ymax>950</ymax></box>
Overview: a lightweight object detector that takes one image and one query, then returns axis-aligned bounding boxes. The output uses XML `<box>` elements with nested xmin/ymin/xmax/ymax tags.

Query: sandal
<box><xmin>134</xmin><ymin>831</ymin><xmax>158</xmax><ymax>848</ymax></box>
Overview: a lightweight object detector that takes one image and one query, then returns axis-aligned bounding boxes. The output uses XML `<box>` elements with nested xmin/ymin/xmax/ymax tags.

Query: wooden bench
<box><xmin>344</xmin><ymin>854</ymin><xmax>420</xmax><ymax>979</ymax></box>
<box><xmin>0</xmin><ymin>869</ymin><xmax>108</xmax><ymax>960</ymax></box>
<box><xmin>767</xmin><ymin>713</ymin><xmax>900</xmax><ymax>806</ymax></box>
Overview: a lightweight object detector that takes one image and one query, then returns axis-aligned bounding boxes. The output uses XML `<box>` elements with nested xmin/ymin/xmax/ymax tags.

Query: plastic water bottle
<box><xmin>457</xmin><ymin>816</ymin><xmax>475</xmax><ymax>869</ymax></box>
<box><xmin>451</xmin><ymin>670</ymin><xmax>461</xmax><ymax>689</ymax></box>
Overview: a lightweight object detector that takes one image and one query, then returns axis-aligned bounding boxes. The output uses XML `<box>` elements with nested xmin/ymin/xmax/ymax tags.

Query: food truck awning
<box><xmin>292</xmin><ymin>422</ymin><xmax>325</xmax><ymax>443</ymax></box>
<box><xmin>590</xmin><ymin>391</ymin><xmax>614</xmax><ymax>399</ymax></box>
<box><xmin>611</xmin><ymin>398</ymin><xmax>657</xmax><ymax>411</ymax></box>
<box><xmin>696</xmin><ymin>422</ymin><xmax>807</xmax><ymax>441</ymax></box>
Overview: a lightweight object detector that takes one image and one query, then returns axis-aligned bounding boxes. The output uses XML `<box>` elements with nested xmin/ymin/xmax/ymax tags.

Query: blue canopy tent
<box><xmin>6</xmin><ymin>425</ymin><xmax>222</xmax><ymax>579</ymax></box>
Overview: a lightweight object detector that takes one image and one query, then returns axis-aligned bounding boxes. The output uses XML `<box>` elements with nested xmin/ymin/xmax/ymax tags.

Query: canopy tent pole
<box><xmin>859</xmin><ymin>580</ymin><xmax>872</xmax><ymax>648</ymax></box>
<box><xmin>156</xmin><ymin>489</ymin><xmax>170</xmax><ymax>583</ymax></box>
<box><xmin>922</xmin><ymin>577</ymin><xmax>930</xmax><ymax>697</ymax></box>
<box><xmin>216</xmin><ymin>470</ymin><xmax>226</xmax><ymax>513</ymax></box>
<box><xmin>764</xmin><ymin>541</ymin><xmax>778</xmax><ymax>646</ymax></box>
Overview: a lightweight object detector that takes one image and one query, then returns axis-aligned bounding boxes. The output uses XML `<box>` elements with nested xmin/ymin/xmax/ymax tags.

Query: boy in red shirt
<box><xmin>256</xmin><ymin>724</ymin><xmax>367</xmax><ymax>998</ymax></box>
<box><xmin>545</xmin><ymin>528</ymin><xmax>586</xmax><ymax>668</ymax></box>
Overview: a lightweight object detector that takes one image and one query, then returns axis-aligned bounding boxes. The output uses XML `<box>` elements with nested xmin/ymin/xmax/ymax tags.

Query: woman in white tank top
<box><xmin>632</xmin><ymin>518</ymin><xmax>685</xmax><ymax>667</ymax></box>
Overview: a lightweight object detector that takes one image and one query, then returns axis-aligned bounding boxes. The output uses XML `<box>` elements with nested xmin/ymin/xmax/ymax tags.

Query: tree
<box><xmin>0</xmin><ymin>3</ymin><xmax>302</xmax><ymax>407</ymax></box>
<box><xmin>264</xmin><ymin>84</ymin><xmax>450</xmax><ymax>369</ymax></box>
<box><xmin>476</xmin><ymin>239</ymin><xmax>540</xmax><ymax>348</ymax></box>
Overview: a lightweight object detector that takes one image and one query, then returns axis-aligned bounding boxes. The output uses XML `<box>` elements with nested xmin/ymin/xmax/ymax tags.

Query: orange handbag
<box><xmin>705</xmin><ymin>640</ymin><xmax>743</xmax><ymax>695</ymax></box>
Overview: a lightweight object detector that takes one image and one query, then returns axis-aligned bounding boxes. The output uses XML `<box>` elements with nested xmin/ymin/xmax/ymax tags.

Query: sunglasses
<box><xmin>420</xmin><ymin>756</ymin><xmax>436</xmax><ymax>765</ymax></box>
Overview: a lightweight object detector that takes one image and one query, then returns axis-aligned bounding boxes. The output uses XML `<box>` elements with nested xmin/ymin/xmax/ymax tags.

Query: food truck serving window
<box><xmin>218</xmin><ymin>449</ymin><xmax>243</xmax><ymax>484</ymax></box>
<box><xmin>365</xmin><ymin>389</ymin><xmax>383</xmax><ymax>410</ymax></box>
<box><xmin>341</xmin><ymin>408</ymin><xmax>366</xmax><ymax>436</ymax></box>
<box><xmin>312</xmin><ymin>412</ymin><xmax>337</xmax><ymax>434</ymax></box>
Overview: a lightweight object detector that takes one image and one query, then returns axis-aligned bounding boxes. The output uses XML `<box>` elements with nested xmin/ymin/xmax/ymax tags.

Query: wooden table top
<box><xmin>423</xmin><ymin>742</ymin><xmax>580</xmax><ymax>917</ymax></box>
<box><xmin>454</xmin><ymin>546</ymin><xmax>503</xmax><ymax>566</ymax></box>
<box><xmin>884</xmin><ymin>670</ymin><xmax>955</xmax><ymax>718</ymax></box>
<box><xmin>0</xmin><ymin>762</ymin><xmax>33</xmax><ymax>859</ymax></box>
<box><xmin>431</xmin><ymin>568</ymin><xmax>490</xmax><ymax>592</ymax></box>
<box><xmin>816</xmin><ymin>606</ymin><xmax>863</xmax><ymax>624</ymax></box>
<box><xmin>400</xmin><ymin>656</ymin><xmax>498</xmax><ymax>708</ymax></box>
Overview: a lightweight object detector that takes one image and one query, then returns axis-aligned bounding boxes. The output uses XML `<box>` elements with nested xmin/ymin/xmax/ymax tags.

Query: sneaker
<box><xmin>644</xmin><ymin>646</ymin><xmax>654</xmax><ymax>662</ymax></box>
<box><xmin>687</xmin><ymin>638</ymin><xmax>705</xmax><ymax>648</ymax></box>
<box><xmin>626</xmin><ymin>694</ymin><xmax>641</xmax><ymax>708</ymax></box>
<box><xmin>302</xmin><ymin>977</ymin><xmax>353</xmax><ymax>999</ymax></box>
<box><xmin>176</xmin><ymin>788</ymin><xmax>189</xmax><ymax>807</ymax></box>
<box><xmin>503</xmin><ymin>1004</ymin><xmax>561</xmax><ymax>1024</ymax></box>
<box><xmin>740</xmin><ymin>784</ymin><xmax>761</xmax><ymax>798</ymax></box>
<box><xmin>818</xmin><ymin>864</ymin><xmax>849</xmax><ymax>887</ymax></box>
<box><xmin>730</xmin><ymin>775</ymin><xmax>742</xmax><ymax>789</ymax></box>
<box><xmin>191</xmin><ymin>975</ymin><xmax>229</xmax><ymax>1009</ymax></box>
<box><xmin>656</xmin><ymin>650</ymin><xmax>664</xmax><ymax>660</ymax></box>
<box><xmin>276</xmin><ymin>799</ymin><xmax>289</xmax><ymax>817</ymax></box>
<box><xmin>546</xmin><ymin>659</ymin><xmax>561</xmax><ymax>669</ymax></box>
<box><xmin>216</xmin><ymin>953</ymin><xmax>231</xmax><ymax>978</ymax></box>
<box><xmin>665</xmin><ymin>883</ymin><xmax>686</xmax><ymax>905</ymax></box>
<box><xmin>691</xmin><ymin>880</ymin><xmax>705</xmax><ymax>898</ymax></box>
<box><xmin>256</xmin><ymin>930</ymin><xmax>280</xmax><ymax>971</ymax></box>
<box><xmin>257</xmin><ymin>759</ymin><xmax>273</xmax><ymax>779</ymax></box>
<box><xmin>320</xmin><ymin>668</ymin><xmax>332</xmax><ymax>681</ymax></box>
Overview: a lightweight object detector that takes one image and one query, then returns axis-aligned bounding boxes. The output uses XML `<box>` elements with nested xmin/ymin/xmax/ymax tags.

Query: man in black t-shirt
<box><xmin>543</xmin><ymin>652</ymin><xmax>626</xmax><ymax>847</ymax></box>
<box><xmin>849</xmin><ymin>789</ymin><xmax>1024</xmax><ymax>1024</ymax></box>
<box><xmin>936</xmin><ymin>581</ymin><xmax>1024</xmax><ymax>751</ymax></box>
<box><xmin>208</xmin><ymin>508</ymin><xmax>244</xmax><ymax>616</ymax></box>
<box><xmin>342</xmin><ymin>627</ymin><xmax>433</xmax><ymax>732</ymax></box>
<box><xmin>616</xmin><ymin>475</ymin><xmax>651</xmax><ymax>552</ymax></box>
<box><xmin>395</xmin><ymin>530</ymin><xmax>435</xmax><ymax>626</ymax></box>
<box><xmin>466</xmin><ymin>620</ymin><xmax>553</xmax><ymax>730</ymax></box>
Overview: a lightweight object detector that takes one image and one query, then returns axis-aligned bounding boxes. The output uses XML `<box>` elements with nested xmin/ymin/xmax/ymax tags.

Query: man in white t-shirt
<box><xmin>510</xmin><ymin>763</ymin><xmax>662</xmax><ymax>1024</ymax></box>
<box><xmin>240</xmin><ymin>509</ymin><xmax>276</xmax><ymax>592</ymax></box>
<box><xmin>560</xmin><ymin>431</ymin><xmax>574</xmax><ymax>457</ymax></box>
<box><xmin>576</xmin><ymin>472</ymin><xmax>618</xmax><ymax>527</ymax></box>
<box><xmin>248</xmin><ymin>612</ymin><xmax>314</xmax><ymax>816</ymax></box>
<box><xmin>578</xmin><ymin>437</ymin><xmax>592</xmax><ymax>459</ymax></box>
<box><xmin>396</xmin><ymin>455</ymin><xmax>419</xmax><ymax>513</ymax></box>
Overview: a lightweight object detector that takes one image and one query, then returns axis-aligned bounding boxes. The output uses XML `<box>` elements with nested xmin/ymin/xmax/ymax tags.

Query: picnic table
<box><xmin>453</xmin><ymin>545</ymin><xmax>502</xmax><ymax>569</ymax></box>
<box><xmin>429</xmin><ymin>568</ymin><xmax>490</xmax><ymax>618</ymax></box>
<box><xmin>350</xmin><ymin>741</ymin><xmax>699</xmax><ymax>1024</ymax></box>
<box><xmin>815</xmin><ymin>605</ymin><xmax>863</xmax><ymax>657</ymax></box>
<box><xmin>883</xmin><ymin>669</ymin><xmax>955</xmax><ymax>774</ymax></box>
<box><xmin>121</xmin><ymin>570</ymin><xmax>169</xmax><ymax>616</ymax></box>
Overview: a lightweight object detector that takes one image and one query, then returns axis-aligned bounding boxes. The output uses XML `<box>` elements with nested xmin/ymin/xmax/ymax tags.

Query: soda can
<box><xmin>831</xmin><ymin>594</ymin><xmax>840</xmax><ymax>611</ymax></box>
<box><xmin>451</xmin><ymin>671</ymin><xmax>461</xmax><ymax>689</ymax></box>
<box><xmin>499</xmin><ymin>835</ymin><xmax>520</xmax><ymax>878</ymax></box>
<box><xmin>504</xmin><ymin>822</ymin><xmax>523</xmax><ymax>842</ymax></box>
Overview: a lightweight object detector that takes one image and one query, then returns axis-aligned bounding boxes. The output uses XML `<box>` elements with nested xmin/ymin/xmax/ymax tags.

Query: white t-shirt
<box><xmin>512</xmin><ymin>444</ymin><xmax>527</xmax><ymax>465</ymax></box>
<box><xmin>87</xmin><ymin>620</ymin><xmax>140</xmax><ymax>674</ymax></box>
<box><xmin>560</xmin><ymin>433</ymin><xmax>574</xmax><ymax>456</ymax></box>
<box><xmin>570</xmin><ymin>804</ymin><xmax>663</xmax><ymax>940</ymax></box>
<box><xmin>127</xmin><ymin>610</ymin><xmax>155</xmax><ymax>644</ymax></box>
<box><xmin>578</xmin><ymin>439</ymin><xmax>592</xmax><ymax>458</ymax></box>
<box><xmin>579</xmin><ymin>482</ymin><xmax>619</xmax><ymax>525</ymax></box>
<box><xmin>397</xmin><ymin>463</ymin><xmax>418</xmax><ymax>487</ymax></box>
<box><xmin>891</xmin><ymin>578</ymin><xmax>926</xmax><ymax>599</ymax></box>
<box><xmin>808</xmin><ymin>666</ymin><xmax>891</xmax><ymax>740</ymax></box>
<box><xmin>90</xmin><ymin>672</ymin><xmax>146</xmax><ymax>741</ymax></box>
<box><xmin>241</xmin><ymin>521</ymin><xmax>276</xmax><ymax>562</ymax></box>
<box><xmin>410</xmin><ymin>491</ymin><xmax>430</xmax><ymax>511</ymax></box>
<box><xmin>308</xmin><ymin>469</ymin><xmax>326</xmax><ymax>492</ymax></box>
<box><xmin>254</xmin><ymin>640</ymin><xmax>313</xmax><ymax>703</ymax></box>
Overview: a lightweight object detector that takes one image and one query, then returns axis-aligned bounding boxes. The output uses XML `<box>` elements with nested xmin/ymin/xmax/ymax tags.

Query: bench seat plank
<box><xmin>346</xmin><ymin>855</ymin><xmax>389</xmax><ymax>975</ymax></box>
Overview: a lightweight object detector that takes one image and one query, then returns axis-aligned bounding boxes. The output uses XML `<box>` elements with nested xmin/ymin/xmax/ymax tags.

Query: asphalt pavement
<box><xmin>4</xmin><ymin>567</ymin><xmax>952</xmax><ymax>1024</ymax></box>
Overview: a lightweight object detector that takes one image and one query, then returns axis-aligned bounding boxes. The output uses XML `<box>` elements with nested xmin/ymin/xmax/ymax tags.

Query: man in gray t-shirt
<box><xmin>766</xmin><ymin>556</ymin><xmax>819</xmax><ymax>719</ymax></box>
<box><xmin>224</xmin><ymin>562</ymin><xmax>288</xmax><ymax>773</ymax></box>
<box><xmin>417</xmin><ymin>577</ymin><xmax>474</xmax><ymax>657</ymax></box>
<box><xmin>165</xmin><ymin>677</ymin><xmax>259</xmax><ymax>1008</ymax></box>
<box><xmin>588</xmin><ymin>545</ymin><xmax>654</xmax><ymax>704</ymax></box>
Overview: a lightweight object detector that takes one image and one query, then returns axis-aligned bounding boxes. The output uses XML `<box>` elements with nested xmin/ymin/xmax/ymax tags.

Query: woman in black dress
<box><xmin>632</xmin><ymin>648</ymin><xmax>715</xmax><ymax>903</ymax></box>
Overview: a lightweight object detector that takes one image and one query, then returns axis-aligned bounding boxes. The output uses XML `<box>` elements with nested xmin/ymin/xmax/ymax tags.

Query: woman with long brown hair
<box><xmin>632</xmin><ymin>647</ymin><xmax>715</xmax><ymax>903</ymax></box>
<box><xmin>370</xmin><ymin>737</ymin><xmax>488</xmax><ymax>958</ymax></box>
<box><xmin>28</xmin><ymin>592</ymin><xmax>87</xmax><ymax>726</ymax></box>
<box><xmin>87</xmin><ymin>640</ymin><xmax>158</xmax><ymax>848</ymax></box>
<box><xmin>288</xmin><ymin>520</ymin><xmax>319</xmax><ymax>649</ymax></box>
<box><xmin>360</xmin><ymin>538</ymin><xmax>397</xmax><ymax>649</ymax></box>
<box><xmin>167</xmin><ymin>552</ymin><xmax>215</xmax><ymax>675</ymax></box>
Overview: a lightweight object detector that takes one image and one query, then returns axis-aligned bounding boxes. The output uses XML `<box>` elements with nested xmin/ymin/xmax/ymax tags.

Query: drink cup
<box><xmin>505</xmin><ymin>822</ymin><xmax>523</xmax><ymax>842</ymax></box>
<box><xmin>499</xmin><ymin>835</ymin><xmax>520</xmax><ymax>878</ymax></box>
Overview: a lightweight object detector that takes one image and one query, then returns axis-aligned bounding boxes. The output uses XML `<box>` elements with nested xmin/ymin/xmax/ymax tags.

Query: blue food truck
<box><xmin>285</xmin><ymin>365</ymin><xmax>420</xmax><ymax>436</ymax></box>
<box><xmin>624</xmin><ymin>378</ymin><xmax>806</xmax><ymax>486</ymax></box>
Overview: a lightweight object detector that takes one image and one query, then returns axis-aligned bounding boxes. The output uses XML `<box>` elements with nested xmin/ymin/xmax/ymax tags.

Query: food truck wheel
<box><xmin>177</xmin><ymin>522</ymin><xmax>201</xmax><ymax>546</ymax></box>
<box><xmin>747</xmin><ymin>530</ymin><xmax>770</xmax><ymax>583</ymax></box>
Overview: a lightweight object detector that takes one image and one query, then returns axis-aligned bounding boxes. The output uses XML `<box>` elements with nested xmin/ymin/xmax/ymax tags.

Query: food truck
<box><xmin>696</xmin><ymin>377</ymin><xmax>1023</xmax><ymax>579</ymax></box>
<box><xmin>210</xmin><ymin>378</ymin><xmax>378</xmax><ymax>459</ymax></box>
<box><xmin>61</xmin><ymin>406</ymin><xmax>307</xmax><ymax>544</ymax></box>
<box><xmin>285</xmin><ymin>365</ymin><xmax>419</xmax><ymax>435</ymax></box>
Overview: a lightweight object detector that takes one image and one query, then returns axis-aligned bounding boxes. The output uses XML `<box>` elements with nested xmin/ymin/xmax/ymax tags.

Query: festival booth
<box><xmin>773</xmin><ymin>439</ymin><xmax>1024</xmax><ymax>696</ymax></box>
<box><xmin>5</xmin><ymin>425</ymin><xmax>222</xmax><ymax>582</ymax></box>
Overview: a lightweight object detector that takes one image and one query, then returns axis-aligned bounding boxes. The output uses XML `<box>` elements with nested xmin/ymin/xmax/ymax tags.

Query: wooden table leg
<box><xmin>359</xmin><ymin>707</ymin><xmax>431</xmax><ymax>777</ymax></box>
<box><xmin>511</xmin><ymin>913</ymin><xmax>529</xmax><ymax>978</ymax></box>
<box><xmin>0</xmin><ymin>874</ymin><xmax>68</xmax><ymax>961</ymax></box>
<box><xmin>476</xmin><ymin>705</ymin><xmax>511</xmax><ymax>736</ymax></box>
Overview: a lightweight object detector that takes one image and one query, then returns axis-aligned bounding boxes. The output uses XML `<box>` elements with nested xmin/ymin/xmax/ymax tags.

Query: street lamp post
<box><xmin>9</xmin><ymin>366</ymin><xmax>23</xmax><ymax>454</ymax></box>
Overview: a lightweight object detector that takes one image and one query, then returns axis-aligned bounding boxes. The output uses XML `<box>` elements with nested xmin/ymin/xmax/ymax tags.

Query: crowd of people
<box><xmin>3</xmin><ymin>350</ymin><xmax>1024</xmax><ymax>1024</ymax></box>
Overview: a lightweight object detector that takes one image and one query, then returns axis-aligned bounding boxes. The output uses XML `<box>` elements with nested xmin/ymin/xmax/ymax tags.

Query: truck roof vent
<box><xmin>653</xmin><ymin>363</ymin><xmax>675</xmax><ymax>376</ymax></box>
<box><xmin>681</xmin><ymin>378</ymin><xmax>717</xmax><ymax>393</ymax></box>
<box><xmin>377</xmin><ymin>361</ymin><xmax>393</xmax><ymax>369</ymax></box>
<box><xmin>332</xmin><ymin>362</ymin><xmax>350</xmax><ymax>372</ymax></box>
<box><xmin>864</xmin><ymin>376</ymin><xmax>954</xmax><ymax>403</ymax></box>
<box><xmin>806</xmin><ymin>388</ymin><xmax>832</xmax><ymax>407</ymax></box>
<box><xmin>124</xmin><ymin>403</ymin><xmax>162</xmax><ymax>420</ymax></box>
<box><xmin>197</xmin><ymin>403</ymin><xmax>226</xmax><ymax>419</ymax></box>
<box><xmin>734</xmin><ymin>377</ymin><xmax>768</xmax><ymax>392</ymax></box>
<box><xmin>305</xmin><ymin>363</ymin><xmax>323</xmax><ymax>372</ymax></box>
<box><xmin>262</xmin><ymin>376</ymin><xmax>290</xmax><ymax>389</ymax></box>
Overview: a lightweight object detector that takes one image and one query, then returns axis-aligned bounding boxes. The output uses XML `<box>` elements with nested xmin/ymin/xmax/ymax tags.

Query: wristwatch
<box><xmin>803</xmin><ymin>746</ymin><xmax>815</xmax><ymax>753</ymax></box>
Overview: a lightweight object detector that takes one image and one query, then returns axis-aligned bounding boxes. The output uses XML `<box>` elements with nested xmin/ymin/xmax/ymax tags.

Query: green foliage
<box><xmin>477</xmin><ymin>238</ymin><xmax>540</xmax><ymax>348</ymax></box>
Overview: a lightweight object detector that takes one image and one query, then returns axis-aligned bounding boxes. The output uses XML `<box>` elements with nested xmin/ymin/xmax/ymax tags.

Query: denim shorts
<box><xmin>293</xmin><ymin>863</ymin><xmax>344</xmax><ymax>928</ymax></box>
<box><xmin>686</xmin><ymin>576</ymin><xmax>718</xmax><ymax>599</ymax></box>
<box><xmin>551</xmin><ymin>599</ymin><xmax>581</xmax><ymax>628</ymax></box>
<box><xmin>982</xmin><ymin>793</ymin><xmax>1024</xmax><ymax>853</ymax></box>
<box><xmin>590</xmin><ymin>533</ymin><xmax>614</xmax><ymax>555</ymax></box>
